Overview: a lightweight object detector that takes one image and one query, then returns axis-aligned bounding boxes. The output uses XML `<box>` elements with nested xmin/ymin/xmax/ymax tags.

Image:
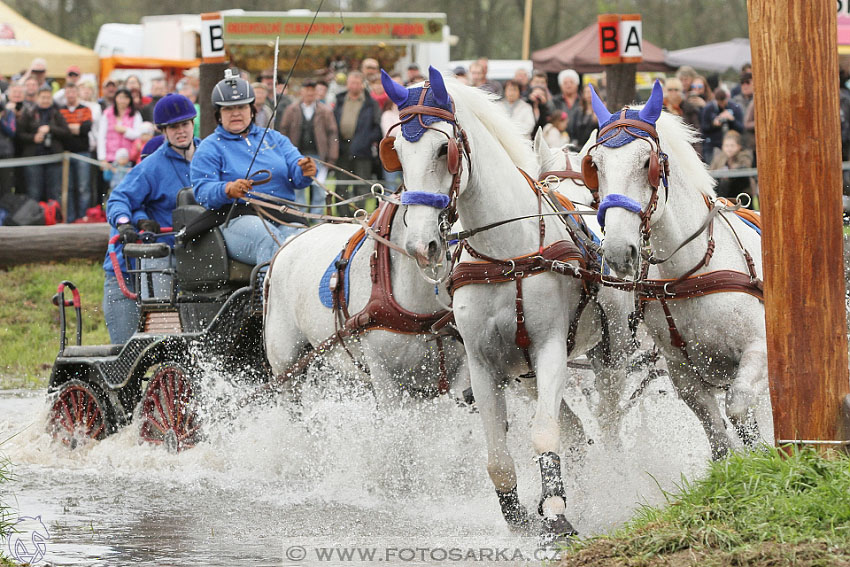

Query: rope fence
<box><xmin>2</xmin><ymin>152</ymin><xmax>849</xmax><ymax>221</ymax></box>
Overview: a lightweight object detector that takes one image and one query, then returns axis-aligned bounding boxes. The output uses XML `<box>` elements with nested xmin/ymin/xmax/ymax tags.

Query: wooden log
<box><xmin>748</xmin><ymin>1</ymin><xmax>850</xmax><ymax>445</ymax></box>
<box><xmin>0</xmin><ymin>223</ymin><xmax>110</xmax><ymax>267</ymax></box>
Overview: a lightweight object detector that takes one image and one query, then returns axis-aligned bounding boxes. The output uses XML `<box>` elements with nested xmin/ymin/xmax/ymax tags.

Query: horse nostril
<box><xmin>427</xmin><ymin>240</ymin><xmax>439</xmax><ymax>258</ymax></box>
<box><xmin>628</xmin><ymin>244</ymin><xmax>639</xmax><ymax>265</ymax></box>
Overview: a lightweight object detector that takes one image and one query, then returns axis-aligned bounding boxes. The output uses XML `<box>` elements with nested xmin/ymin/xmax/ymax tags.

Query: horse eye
<box><xmin>437</xmin><ymin>143</ymin><xmax>448</xmax><ymax>158</ymax></box>
<box><xmin>643</xmin><ymin>158</ymin><xmax>650</xmax><ymax>169</ymax></box>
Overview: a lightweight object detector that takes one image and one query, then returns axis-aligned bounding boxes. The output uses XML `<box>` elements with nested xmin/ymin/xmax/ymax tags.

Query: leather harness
<box><xmin>330</xmin><ymin>201</ymin><xmax>455</xmax><ymax>392</ymax></box>
<box><xmin>448</xmin><ymin>169</ymin><xmax>596</xmax><ymax>365</ymax></box>
<box><xmin>580</xmin><ymin>111</ymin><xmax>764</xmax><ymax>367</ymax></box>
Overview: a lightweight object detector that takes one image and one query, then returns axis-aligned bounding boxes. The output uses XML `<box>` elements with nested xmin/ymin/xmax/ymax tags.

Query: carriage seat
<box><xmin>171</xmin><ymin>188</ymin><xmax>254</xmax><ymax>292</ymax></box>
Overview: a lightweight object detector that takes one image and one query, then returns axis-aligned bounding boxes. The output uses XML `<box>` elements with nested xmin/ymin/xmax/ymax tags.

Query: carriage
<box><xmin>46</xmin><ymin>189</ymin><xmax>270</xmax><ymax>451</ymax></box>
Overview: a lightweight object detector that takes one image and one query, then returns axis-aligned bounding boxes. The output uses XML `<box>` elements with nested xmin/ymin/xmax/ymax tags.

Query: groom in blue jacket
<box><xmin>103</xmin><ymin>93</ymin><xmax>200</xmax><ymax>344</ymax></box>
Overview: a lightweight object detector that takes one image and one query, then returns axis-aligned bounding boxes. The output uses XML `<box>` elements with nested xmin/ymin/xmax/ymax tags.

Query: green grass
<box><xmin>562</xmin><ymin>447</ymin><xmax>850</xmax><ymax>567</ymax></box>
<box><xmin>0</xmin><ymin>260</ymin><xmax>108</xmax><ymax>389</ymax></box>
<box><xmin>0</xmin><ymin>448</ymin><xmax>14</xmax><ymax>566</ymax></box>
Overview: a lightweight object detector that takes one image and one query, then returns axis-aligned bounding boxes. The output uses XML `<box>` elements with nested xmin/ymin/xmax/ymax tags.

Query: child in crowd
<box><xmin>709</xmin><ymin>130</ymin><xmax>755</xmax><ymax>202</ymax></box>
<box><xmin>103</xmin><ymin>148</ymin><xmax>133</xmax><ymax>198</ymax></box>
<box><xmin>542</xmin><ymin>110</ymin><xmax>569</xmax><ymax>149</ymax></box>
<box><xmin>130</xmin><ymin>122</ymin><xmax>155</xmax><ymax>164</ymax></box>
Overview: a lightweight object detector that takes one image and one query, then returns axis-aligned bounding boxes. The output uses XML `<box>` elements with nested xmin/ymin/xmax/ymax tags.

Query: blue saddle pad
<box><xmin>319</xmin><ymin>237</ymin><xmax>367</xmax><ymax>308</ymax></box>
<box><xmin>738</xmin><ymin>216</ymin><xmax>761</xmax><ymax>235</ymax></box>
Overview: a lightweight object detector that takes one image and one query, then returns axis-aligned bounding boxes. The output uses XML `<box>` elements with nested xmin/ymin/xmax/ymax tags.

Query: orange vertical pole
<box><xmin>748</xmin><ymin>1</ymin><xmax>850</xmax><ymax>447</ymax></box>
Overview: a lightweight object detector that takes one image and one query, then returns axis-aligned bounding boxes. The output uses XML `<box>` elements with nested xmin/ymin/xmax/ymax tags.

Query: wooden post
<box><xmin>748</xmin><ymin>1</ymin><xmax>850</xmax><ymax>446</ymax></box>
<box><xmin>60</xmin><ymin>152</ymin><xmax>70</xmax><ymax>223</ymax></box>
<box><xmin>199</xmin><ymin>62</ymin><xmax>228</xmax><ymax>138</ymax></box>
<box><xmin>606</xmin><ymin>63</ymin><xmax>637</xmax><ymax>111</ymax></box>
<box><xmin>521</xmin><ymin>0</ymin><xmax>533</xmax><ymax>61</ymax></box>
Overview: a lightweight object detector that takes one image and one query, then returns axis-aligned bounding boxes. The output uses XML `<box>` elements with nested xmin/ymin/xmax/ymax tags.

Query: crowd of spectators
<box><xmin>2</xmin><ymin>54</ymin><xmax>847</xmax><ymax>224</ymax></box>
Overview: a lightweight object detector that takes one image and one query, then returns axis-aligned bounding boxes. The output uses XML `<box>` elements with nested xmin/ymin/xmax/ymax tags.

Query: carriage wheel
<box><xmin>49</xmin><ymin>380</ymin><xmax>111</xmax><ymax>449</ymax></box>
<box><xmin>139</xmin><ymin>363</ymin><xmax>201</xmax><ymax>452</ymax></box>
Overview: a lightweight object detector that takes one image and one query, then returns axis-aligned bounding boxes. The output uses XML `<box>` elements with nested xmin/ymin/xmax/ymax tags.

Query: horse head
<box><xmin>533</xmin><ymin>129</ymin><xmax>595</xmax><ymax>207</ymax></box>
<box><xmin>381</xmin><ymin>67</ymin><xmax>470</xmax><ymax>269</ymax></box>
<box><xmin>585</xmin><ymin>80</ymin><xmax>669</xmax><ymax>277</ymax></box>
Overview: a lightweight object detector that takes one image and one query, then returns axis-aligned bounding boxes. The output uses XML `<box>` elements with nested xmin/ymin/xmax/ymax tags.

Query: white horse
<box><xmin>381</xmin><ymin>67</ymin><xmax>631</xmax><ymax>543</ymax></box>
<box><xmin>532</xmin><ymin>131</ymin><xmax>640</xmax><ymax>441</ymax></box>
<box><xmin>263</xmin><ymin>205</ymin><xmax>468</xmax><ymax>406</ymax></box>
<box><xmin>583</xmin><ymin>81</ymin><xmax>768</xmax><ymax>460</ymax></box>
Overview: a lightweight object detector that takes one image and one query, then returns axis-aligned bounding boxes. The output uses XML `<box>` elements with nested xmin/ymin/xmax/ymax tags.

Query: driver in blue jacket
<box><xmin>191</xmin><ymin>69</ymin><xmax>316</xmax><ymax>266</ymax></box>
<box><xmin>103</xmin><ymin>93</ymin><xmax>200</xmax><ymax>344</ymax></box>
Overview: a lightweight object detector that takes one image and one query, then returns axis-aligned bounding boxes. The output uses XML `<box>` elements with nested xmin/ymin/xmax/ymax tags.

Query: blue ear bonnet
<box><xmin>397</xmin><ymin>87</ymin><xmax>454</xmax><ymax>142</ymax></box>
<box><xmin>598</xmin><ymin>109</ymin><xmax>654</xmax><ymax>148</ymax></box>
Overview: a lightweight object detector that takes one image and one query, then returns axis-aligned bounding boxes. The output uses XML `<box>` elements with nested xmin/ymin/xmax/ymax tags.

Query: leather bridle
<box><xmin>583</xmin><ymin>111</ymin><xmax>670</xmax><ymax>244</ymax></box>
<box><xmin>379</xmin><ymin>81</ymin><xmax>471</xmax><ymax>229</ymax></box>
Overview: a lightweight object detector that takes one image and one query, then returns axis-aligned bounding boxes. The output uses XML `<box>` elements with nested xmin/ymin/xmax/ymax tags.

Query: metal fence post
<box><xmin>61</xmin><ymin>152</ymin><xmax>70</xmax><ymax>223</ymax></box>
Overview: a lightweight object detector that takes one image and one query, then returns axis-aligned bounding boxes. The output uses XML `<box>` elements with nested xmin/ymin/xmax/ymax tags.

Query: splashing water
<box><xmin>0</xmin><ymin>362</ymin><xmax>724</xmax><ymax>566</ymax></box>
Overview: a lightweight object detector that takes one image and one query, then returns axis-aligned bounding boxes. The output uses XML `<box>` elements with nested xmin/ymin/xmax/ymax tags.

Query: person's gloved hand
<box><xmin>225</xmin><ymin>178</ymin><xmax>253</xmax><ymax>200</ymax></box>
<box><xmin>297</xmin><ymin>156</ymin><xmax>317</xmax><ymax>178</ymax></box>
<box><xmin>137</xmin><ymin>219</ymin><xmax>160</xmax><ymax>234</ymax></box>
<box><xmin>117</xmin><ymin>223</ymin><xmax>138</xmax><ymax>244</ymax></box>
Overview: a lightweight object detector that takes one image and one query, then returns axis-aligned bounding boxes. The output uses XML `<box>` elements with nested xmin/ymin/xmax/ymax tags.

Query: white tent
<box><xmin>0</xmin><ymin>1</ymin><xmax>98</xmax><ymax>77</ymax></box>
<box><xmin>665</xmin><ymin>38</ymin><xmax>751</xmax><ymax>73</ymax></box>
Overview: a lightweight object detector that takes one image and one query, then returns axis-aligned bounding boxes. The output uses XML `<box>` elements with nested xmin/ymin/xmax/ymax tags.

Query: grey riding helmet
<box><xmin>211</xmin><ymin>69</ymin><xmax>255</xmax><ymax>107</ymax></box>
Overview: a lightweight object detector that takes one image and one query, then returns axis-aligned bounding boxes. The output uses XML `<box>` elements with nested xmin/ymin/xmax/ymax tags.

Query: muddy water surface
<box><xmin>0</xmin><ymin>367</ymin><xmax>746</xmax><ymax>566</ymax></box>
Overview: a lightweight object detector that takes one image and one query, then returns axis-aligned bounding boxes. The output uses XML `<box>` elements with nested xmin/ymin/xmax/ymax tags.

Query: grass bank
<box><xmin>0</xmin><ymin>260</ymin><xmax>107</xmax><ymax>388</ymax></box>
<box><xmin>0</xmin><ymin>451</ymin><xmax>14</xmax><ymax>566</ymax></box>
<box><xmin>562</xmin><ymin>447</ymin><xmax>850</xmax><ymax>567</ymax></box>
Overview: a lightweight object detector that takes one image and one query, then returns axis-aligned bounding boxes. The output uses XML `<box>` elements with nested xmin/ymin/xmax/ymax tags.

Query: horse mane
<box><xmin>445</xmin><ymin>80</ymin><xmax>537</xmax><ymax>174</ymax></box>
<box><xmin>655</xmin><ymin>111</ymin><xmax>717</xmax><ymax>198</ymax></box>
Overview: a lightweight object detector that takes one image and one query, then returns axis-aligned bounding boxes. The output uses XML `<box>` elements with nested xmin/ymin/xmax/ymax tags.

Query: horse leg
<box><xmin>531</xmin><ymin>338</ymin><xmax>578</xmax><ymax>542</ymax></box>
<box><xmin>726</xmin><ymin>343</ymin><xmax>768</xmax><ymax>450</ymax></box>
<box><xmin>559</xmin><ymin>398</ymin><xmax>588</xmax><ymax>465</ymax></box>
<box><xmin>586</xmin><ymin>290</ymin><xmax>634</xmax><ymax>449</ymax></box>
<box><xmin>468</xmin><ymin>356</ymin><xmax>529</xmax><ymax>531</ymax></box>
<box><xmin>668</xmin><ymin>363</ymin><xmax>733</xmax><ymax>460</ymax></box>
<box><xmin>587</xmin><ymin>344</ymin><xmax>629</xmax><ymax>449</ymax></box>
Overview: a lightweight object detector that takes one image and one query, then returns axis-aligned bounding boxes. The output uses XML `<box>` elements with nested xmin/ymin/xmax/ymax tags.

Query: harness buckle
<box><xmin>503</xmin><ymin>259</ymin><xmax>516</xmax><ymax>276</ymax></box>
<box><xmin>663</xmin><ymin>282</ymin><xmax>675</xmax><ymax>296</ymax></box>
<box><xmin>370</xmin><ymin>183</ymin><xmax>385</xmax><ymax>197</ymax></box>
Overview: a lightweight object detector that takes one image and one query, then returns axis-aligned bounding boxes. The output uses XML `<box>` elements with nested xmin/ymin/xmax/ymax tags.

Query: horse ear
<box><xmin>381</xmin><ymin>69</ymin><xmax>408</xmax><ymax>107</ymax></box>
<box><xmin>590</xmin><ymin>85</ymin><xmax>611</xmax><ymax>128</ymax></box>
<box><xmin>639</xmin><ymin>79</ymin><xmax>664</xmax><ymax>125</ymax></box>
<box><xmin>428</xmin><ymin>66</ymin><xmax>450</xmax><ymax>106</ymax></box>
<box><xmin>533</xmin><ymin>128</ymin><xmax>550</xmax><ymax>156</ymax></box>
<box><xmin>579</xmin><ymin>129</ymin><xmax>597</xmax><ymax>157</ymax></box>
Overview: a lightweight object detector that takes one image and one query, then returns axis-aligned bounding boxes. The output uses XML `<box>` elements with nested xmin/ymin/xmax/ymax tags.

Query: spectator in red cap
<box><xmin>53</xmin><ymin>65</ymin><xmax>83</xmax><ymax>107</ymax></box>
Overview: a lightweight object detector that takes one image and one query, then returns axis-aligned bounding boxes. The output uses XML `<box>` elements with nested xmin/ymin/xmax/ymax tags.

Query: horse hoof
<box><xmin>539</xmin><ymin>514</ymin><xmax>577</xmax><ymax>547</ymax></box>
<box><xmin>505</xmin><ymin>505</ymin><xmax>533</xmax><ymax>534</ymax></box>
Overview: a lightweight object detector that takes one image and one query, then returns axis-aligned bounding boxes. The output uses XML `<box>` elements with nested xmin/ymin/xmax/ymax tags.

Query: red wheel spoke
<box><xmin>152</xmin><ymin>383</ymin><xmax>171</xmax><ymax>428</ymax></box>
<box><xmin>49</xmin><ymin>383</ymin><xmax>109</xmax><ymax>445</ymax></box>
<box><xmin>139</xmin><ymin>364</ymin><xmax>199</xmax><ymax>452</ymax></box>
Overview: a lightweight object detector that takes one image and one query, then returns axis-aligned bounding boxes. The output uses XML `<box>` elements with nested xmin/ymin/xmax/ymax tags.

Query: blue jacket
<box><xmin>103</xmin><ymin>138</ymin><xmax>199</xmax><ymax>275</ymax></box>
<box><xmin>191</xmin><ymin>124</ymin><xmax>310</xmax><ymax>210</ymax></box>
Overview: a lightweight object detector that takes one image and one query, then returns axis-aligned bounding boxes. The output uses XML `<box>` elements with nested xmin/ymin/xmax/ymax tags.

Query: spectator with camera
<box><xmin>526</xmin><ymin>71</ymin><xmax>554</xmax><ymax>137</ymax></box>
<box><xmin>17</xmin><ymin>86</ymin><xmax>70</xmax><ymax>204</ymax></box>
<box><xmin>701</xmin><ymin>87</ymin><xmax>744</xmax><ymax>164</ymax></box>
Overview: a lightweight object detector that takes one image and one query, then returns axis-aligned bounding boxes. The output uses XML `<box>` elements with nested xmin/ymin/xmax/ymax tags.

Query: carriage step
<box><xmin>251</xmin><ymin>269</ymin><xmax>267</xmax><ymax>314</ymax></box>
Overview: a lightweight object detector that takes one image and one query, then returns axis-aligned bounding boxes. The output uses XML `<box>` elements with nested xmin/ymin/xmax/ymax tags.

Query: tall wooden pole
<box><xmin>521</xmin><ymin>0</ymin><xmax>533</xmax><ymax>60</ymax></box>
<box><xmin>748</xmin><ymin>1</ymin><xmax>850</xmax><ymax>445</ymax></box>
